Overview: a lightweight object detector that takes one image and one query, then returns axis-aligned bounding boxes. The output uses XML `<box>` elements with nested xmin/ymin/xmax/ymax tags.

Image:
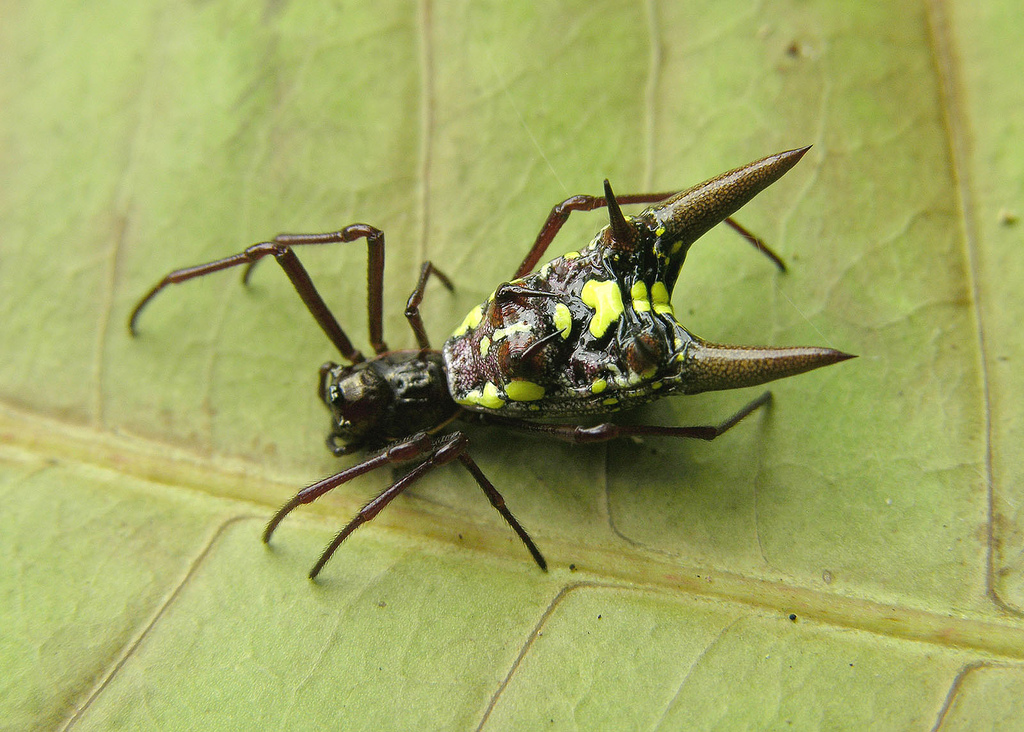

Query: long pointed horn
<box><xmin>680</xmin><ymin>339</ymin><xmax>855</xmax><ymax>394</ymax></box>
<box><xmin>656</xmin><ymin>147</ymin><xmax>811</xmax><ymax>251</ymax></box>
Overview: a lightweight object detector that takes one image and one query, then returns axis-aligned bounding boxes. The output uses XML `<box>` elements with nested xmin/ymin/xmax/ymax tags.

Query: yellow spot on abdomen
<box><xmin>651</xmin><ymin>281</ymin><xmax>673</xmax><ymax>315</ymax></box>
<box><xmin>479</xmin><ymin>336</ymin><xmax>491</xmax><ymax>357</ymax></box>
<box><xmin>553</xmin><ymin>303</ymin><xmax>572</xmax><ymax>338</ymax></box>
<box><xmin>591</xmin><ymin>379</ymin><xmax>607</xmax><ymax>394</ymax></box>
<box><xmin>580</xmin><ymin>279</ymin><xmax>624</xmax><ymax>338</ymax></box>
<box><xmin>505</xmin><ymin>380</ymin><xmax>545</xmax><ymax>401</ymax></box>
<box><xmin>452</xmin><ymin>305</ymin><xmax>483</xmax><ymax>337</ymax></box>
<box><xmin>455</xmin><ymin>381</ymin><xmax>505</xmax><ymax>410</ymax></box>
<box><xmin>491</xmin><ymin>321</ymin><xmax>532</xmax><ymax>342</ymax></box>
<box><xmin>631</xmin><ymin>281</ymin><xmax>651</xmax><ymax>313</ymax></box>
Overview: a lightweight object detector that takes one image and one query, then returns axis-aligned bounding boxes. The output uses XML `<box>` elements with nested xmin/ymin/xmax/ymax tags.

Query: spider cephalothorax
<box><xmin>319</xmin><ymin>352</ymin><xmax>456</xmax><ymax>453</ymax></box>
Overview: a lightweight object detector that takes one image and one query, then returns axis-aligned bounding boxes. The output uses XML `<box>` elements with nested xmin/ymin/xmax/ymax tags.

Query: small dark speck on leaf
<box><xmin>597</xmin><ymin>614</ymin><xmax>602</xmax><ymax>620</ymax></box>
<box><xmin>569</xmin><ymin>563</ymin><xmax>577</xmax><ymax>571</ymax></box>
<box><xmin>998</xmin><ymin>208</ymin><xmax>1018</xmax><ymax>226</ymax></box>
<box><xmin>377</xmin><ymin>600</ymin><xmax>386</xmax><ymax>608</ymax></box>
<box><xmin>789</xmin><ymin>614</ymin><xmax>797</xmax><ymax>622</ymax></box>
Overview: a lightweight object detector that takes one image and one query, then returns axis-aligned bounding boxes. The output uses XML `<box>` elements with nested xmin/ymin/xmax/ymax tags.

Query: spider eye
<box><xmin>322</xmin><ymin>366</ymin><xmax>390</xmax><ymax>434</ymax></box>
<box><xmin>327</xmin><ymin>383</ymin><xmax>344</xmax><ymax>405</ymax></box>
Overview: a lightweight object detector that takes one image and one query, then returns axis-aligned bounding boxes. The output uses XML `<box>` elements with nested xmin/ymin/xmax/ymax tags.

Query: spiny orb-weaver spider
<box><xmin>130</xmin><ymin>147</ymin><xmax>853</xmax><ymax>578</ymax></box>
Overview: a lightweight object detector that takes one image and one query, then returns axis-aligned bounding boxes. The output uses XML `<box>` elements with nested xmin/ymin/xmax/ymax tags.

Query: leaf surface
<box><xmin>1</xmin><ymin>0</ymin><xmax>1023</xmax><ymax>729</ymax></box>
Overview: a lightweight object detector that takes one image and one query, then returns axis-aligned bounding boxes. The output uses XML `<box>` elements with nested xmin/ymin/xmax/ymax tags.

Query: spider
<box><xmin>130</xmin><ymin>147</ymin><xmax>853</xmax><ymax>578</ymax></box>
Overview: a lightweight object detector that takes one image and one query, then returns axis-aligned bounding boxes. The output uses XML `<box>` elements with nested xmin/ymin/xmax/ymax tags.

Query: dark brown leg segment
<box><xmin>456</xmin><ymin>451</ymin><xmax>547</xmax><ymax>571</ymax></box>
<box><xmin>723</xmin><ymin>218</ymin><xmax>786</xmax><ymax>272</ymax></box>
<box><xmin>263</xmin><ymin>431</ymin><xmax>545</xmax><ymax>578</ymax></box>
<box><xmin>404</xmin><ymin>261</ymin><xmax>454</xmax><ymax>350</ymax></box>
<box><xmin>482</xmin><ymin>391</ymin><xmax>772</xmax><ymax>444</ymax></box>
<box><xmin>515</xmin><ymin>191</ymin><xmax>782</xmax><ymax>278</ymax></box>
<box><xmin>129</xmin><ymin>224</ymin><xmax>388</xmax><ymax>362</ymax></box>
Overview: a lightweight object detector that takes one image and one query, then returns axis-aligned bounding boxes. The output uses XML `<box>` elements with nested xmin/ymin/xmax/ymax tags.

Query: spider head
<box><xmin>319</xmin><ymin>360</ymin><xmax>391</xmax><ymax>452</ymax></box>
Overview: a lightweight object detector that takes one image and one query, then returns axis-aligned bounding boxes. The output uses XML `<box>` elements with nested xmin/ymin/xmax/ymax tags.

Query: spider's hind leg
<box><xmin>513</xmin><ymin>187</ymin><xmax>782</xmax><ymax>278</ymax></box>
<box><xmin>482</xmin><ymin>392</ymin><xmax>774</xmax><ymax>445</ymax></box>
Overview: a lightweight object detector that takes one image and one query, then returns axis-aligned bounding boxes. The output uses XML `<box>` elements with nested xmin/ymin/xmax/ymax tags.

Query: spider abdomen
<box><xmin>442</xmin><ymin>230</ymin><xmax>696</xmax><ymax>419</ymax></box>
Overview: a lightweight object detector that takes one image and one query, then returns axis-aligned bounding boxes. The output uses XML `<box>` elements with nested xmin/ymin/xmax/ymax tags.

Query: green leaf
<box><xmin>2</xmin><ymin>0</ymin><xmax>1023</xmax><ymax>729</ymax></box>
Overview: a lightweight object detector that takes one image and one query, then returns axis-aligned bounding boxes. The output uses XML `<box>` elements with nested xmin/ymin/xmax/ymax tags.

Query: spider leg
<box><xmin>129</xmin><ymin>224</ymin><xmax>388</xmax><ymax>362</ymax></box>
<box><xmin>264</xmin><ymin>430</ymin><xmax>544</xmax><ymax>578</ymax></box>
<box><xmin>723</xmin><ymin>218</ymin><xmax>786</xmax><ymax>272</ymax></box>
<box><xmin>263</xmin><ymin>431</ymin><xmax>436</xmax><ymax>545</ymax></box>
<box><xmin>482</xmin><ymin>391</ymin><xmax>772</xmax><ymax>444</ymax></box>
<box><xmin>514</xmin><ymin>191</ymin><xmax>669</xmax><ymax>278</ymax></box>
<box><xmin>404</xmin><ymin>261</ymin><xmax>454</xmax><ymax>350</ymax></box>
<box><xmin>456</xmin><ymin>448</ymin><xmax>547</xmax><ymax>571</ymax></box>
<box><xmin>514</xmin><ymin>191</ymin><xmax>781</xmax><ymax>278</ymax></box>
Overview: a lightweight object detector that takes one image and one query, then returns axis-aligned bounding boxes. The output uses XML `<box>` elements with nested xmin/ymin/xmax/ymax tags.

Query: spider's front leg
<box><xmin>129</xmin><ymin>224</ymin><xmax>389</xmax><ymax>363</ymax></box>
<box><xmin>264</xmin><ymin>430</ymin><xmax>545</xmax><ymax>578</ymax></box>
